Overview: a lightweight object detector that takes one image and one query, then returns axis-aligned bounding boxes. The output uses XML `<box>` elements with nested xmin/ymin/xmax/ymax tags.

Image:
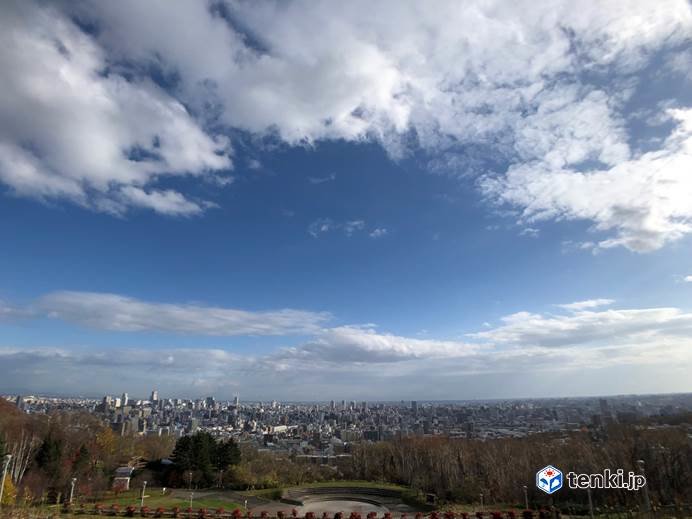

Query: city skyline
<box><xmin>1</xmin><ymin>1</ymin><xmax>692</xmax><ymax>400</ymax></box>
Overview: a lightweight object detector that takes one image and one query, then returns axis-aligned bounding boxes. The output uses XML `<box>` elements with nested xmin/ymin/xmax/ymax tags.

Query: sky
<box><xmin>1</xmin><ymin>0</ymin><xmax>691</xmax><ymax>401</ymax></box>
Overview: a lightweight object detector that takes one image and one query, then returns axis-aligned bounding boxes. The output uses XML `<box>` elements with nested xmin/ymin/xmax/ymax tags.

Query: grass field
<box><xmin>78</xmin><ymin>487</ymin><xmax>243</xmax><ymax>511</ymax></box>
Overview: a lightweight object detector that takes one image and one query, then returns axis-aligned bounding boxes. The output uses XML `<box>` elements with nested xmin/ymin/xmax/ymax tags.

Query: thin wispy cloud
<box><xmin>36</xmin><ymin>291</ymin><xmax>331</xmax><ymax>336</ymax></box>
<box><xmin>308</xmin><ymin>218</ymin><xmax>372</xmax><ymax>237</ymax></box>
<box><xmin>308</xmin><ymin>173</ymin><xmax>336</xmax><ymax>185</ymax></box>
<box><xmin>2</xmin><ymin>301</ymin><xmax>691</xmax><ymax>398</ymax></box>
<box><xmin>369</xmin><ymin>228</ymin><xmax>388</xmax><ymax>238</ymax></box>
<box><xmin>557</xmin><ymin>299</ymin><xmax>616</xmax><ymax>311</ymax></box>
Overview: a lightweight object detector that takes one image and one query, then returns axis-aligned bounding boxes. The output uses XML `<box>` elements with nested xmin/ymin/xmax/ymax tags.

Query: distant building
<box><xmin>150</xmin><ymin>389</ymin><xmax>159</xmax><ymax>402</ymax></box>
<box><xmin>121</xmin><ymin>392</ymin><xmax>129</xmax><ymax>407</ymax></box>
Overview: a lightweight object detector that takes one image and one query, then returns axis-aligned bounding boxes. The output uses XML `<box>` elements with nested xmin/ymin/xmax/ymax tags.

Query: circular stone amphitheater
<box><xmin>274</xmin><ymin>486</ymin><xmax>418</xmax><ymax>514</ymax></box>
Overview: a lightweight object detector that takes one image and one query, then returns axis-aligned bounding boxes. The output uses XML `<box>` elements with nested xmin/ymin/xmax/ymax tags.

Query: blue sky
<box><xmin>1</xmin><ymin>0</ymin><xmax>692</xmax><ymax>400</ymax></box>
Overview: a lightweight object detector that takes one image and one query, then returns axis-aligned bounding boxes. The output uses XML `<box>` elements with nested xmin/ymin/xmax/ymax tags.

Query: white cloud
<box><xmin>0</xmin><ymin>1</ymin><xmax>231</xmax><ymax>215</ymax></box>
<box><xmin>343</xmin><ymin>220</ymin><xmax>365</xmax><ymax>236</ymax></box>
<box><xmin>308</xmin><ymin>173</ymin><xmax>336</xmax><ymax>185</ymax></box>
<box><xmin>369</xmin><ymin>228</ymin><xmax>388</xmax><ymax>238</ymax></box>
<box><xmin>482</xmin><ymin>108</ymin><xmax>692</xmax><ymax>252</ymax></box>
<box><xmin>308</xmin><ymin>218</ymin><xmax>336</xmax><ymax>237</ymax></box>
<box><xmin>469</xmin><ymin>305</ymin><xmax>692</xmax><ymax>348</ymax></box>
<box><xmin>2</xmin><ymin>300</ymin><xmax>692</xmax><ymax>398</ymax></box>
<box><xmin>36</xmin><ymin>291</ymin><xmax>330</xmax><ymax>336</ymax></box>
<box><xmin>308</xmin><ymin>218</ymin><xmax>368</xmax><ymax>237</ymax></box>
<box><xmin>270</xmin><ymin>325</ymin><xmax>481</xmax><ymax>365</ymax></box>
<box><xmin>557</xmin><ymin>299</ymin><xmax>615</xmax><ymax>311</ymax></box>
<box><xmin>684</xmin><ymin>275</ymin><xmax>692</xmax><ymax>283</ymax></box>
<box><xmin>2</xmin><ymin>0</ymin><xmax>692</xmax><ymax>248</ymax></box>
<box><xmin>519</xmin><ymin>227</ymin><xmax>540</xmax><ymax>238</ymax></box>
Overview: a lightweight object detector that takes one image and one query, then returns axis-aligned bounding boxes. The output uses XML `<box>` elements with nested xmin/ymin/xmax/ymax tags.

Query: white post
<box><xmin>69</xmin><ymin>477</ymin><xmax>77</xmax><ymax>505</ymax></box>
<box><xmin>637</xmin><ymin>460</ymin><xmax>651</xmax><ymax>513</ymax></box>
<box><xmin>141</xmin><ymin>481</ymin><xmax>147</xmax><ymax>507</ymax></box>
<box><xmin>0</xmin><ymin>455</ymin><xmax>12</xmax><ymax>509</ymax></box>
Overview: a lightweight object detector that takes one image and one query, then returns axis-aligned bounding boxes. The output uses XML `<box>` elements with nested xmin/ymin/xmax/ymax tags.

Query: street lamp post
<box><xmin>141</xmin><ymin>481</ymin><xmax>147</xmax><ymax>507</ymax></box>
<box><xmin>188</xmin><ymin>470</ymin><xmax>193</xmax><ymax>509</ymax></box>
<box><xmin>0</xmin><ymin>455</ymin><xmax>12</xmax><ymax>509</ymax></box>
<box><xmin>69</xmin><ymin>477</ymin><xmax>77</xmax><ymax>506</ymax></box>
<box><xmin>637</xmin><ymin>460</ymin><xmax>651</xmax><ymax>514</ymax></box>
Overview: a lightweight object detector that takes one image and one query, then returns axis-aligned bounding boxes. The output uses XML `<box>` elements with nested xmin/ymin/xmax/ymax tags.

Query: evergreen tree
<box><xmin>35</xmin><ymin>432</ymin><xmax>64</xmax><ymax>483</ymax></box>
<box><xmin>73</xmin><ymin>444</ymin><xmax>90</xmax><ymax>475</ymax></box>
<box><xmin>216</xmin><ymin>439</ymin><xmax>241</xmax><ymax>470</ymax></box>
<box><xmin>169</xmin><ymin>432</ymin><xmax>241</xmax><ymax>488</ymax></box>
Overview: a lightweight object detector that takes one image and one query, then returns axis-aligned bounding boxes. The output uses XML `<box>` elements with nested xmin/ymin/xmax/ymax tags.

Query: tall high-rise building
<box><xmin>233</xmin><ymin>394</ymin><xmax>239</xmax><ymax>407</ymax></box>
<box><xmin>150</xmin><ymin>390</ymin><xmax>159</xmax><ymax>402</ymax></box>
<box><xmin>330</xmin><ymin>400</ymin><xmax>336</xmax><ymax>410</ymax></box>
<box><xmin>411</xmin><ymin>400</ymin><xmax>418</xmax><ymax>414</ymax></box>
<box><xmin>121</xmin><ymin>392</ymin><xmax>129</xmax><ymax>407</ymax></box>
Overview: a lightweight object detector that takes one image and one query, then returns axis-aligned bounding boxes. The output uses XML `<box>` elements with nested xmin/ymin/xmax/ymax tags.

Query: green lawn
<box><xmin>84</xmin><ymin>487</ymin><xmax>242</xmax><ymax>511</ymax></box>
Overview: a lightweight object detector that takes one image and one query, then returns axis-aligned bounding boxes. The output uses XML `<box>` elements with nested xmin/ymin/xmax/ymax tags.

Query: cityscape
<box><xmin>1</xmin><ymin>0</ymin><xmax>692</xmax><ymax>517</ymax></box>
<box><xmin>5</xmin><ymin>391</ymin><xmax>692</xmax><ymax>454</ymax></box>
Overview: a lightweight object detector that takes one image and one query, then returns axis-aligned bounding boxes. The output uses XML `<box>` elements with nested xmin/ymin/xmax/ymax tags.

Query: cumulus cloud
<box><xmin>2</xmin><ymin>0</ymin><xmax>692</xmax><ymax>246</ymax></box>
<box><xmin>36</xmin><ymin>291</ymin><xmax>330</xmax><ymax>336</ymax></box>
<box><xmin>0</xmin><ymin>1</ymin><xmax>231</xmax><ymax>215</ymax></box>
<box><xmin>684</xmin><ymin>275</ymin><xmax>692</xmax><ymax>283</ymax></box>
<box><xmin>482</xmin><ymin>108</ymin><xmax>692</xmax><ymax>252</ymax></box>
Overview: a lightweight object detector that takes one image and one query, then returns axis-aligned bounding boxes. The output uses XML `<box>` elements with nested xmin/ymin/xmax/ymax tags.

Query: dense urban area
<box><xmin>1</xmin><ymin>392</ymin><xmax>692</xmax><ymax>517</ymax></box>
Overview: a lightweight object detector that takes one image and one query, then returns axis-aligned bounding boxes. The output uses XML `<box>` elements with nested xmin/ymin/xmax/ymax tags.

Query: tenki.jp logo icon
<box><xmin>537</xmin><ymin>465</ymin><xmax>563</xmax><ymax>494</ymax></box>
